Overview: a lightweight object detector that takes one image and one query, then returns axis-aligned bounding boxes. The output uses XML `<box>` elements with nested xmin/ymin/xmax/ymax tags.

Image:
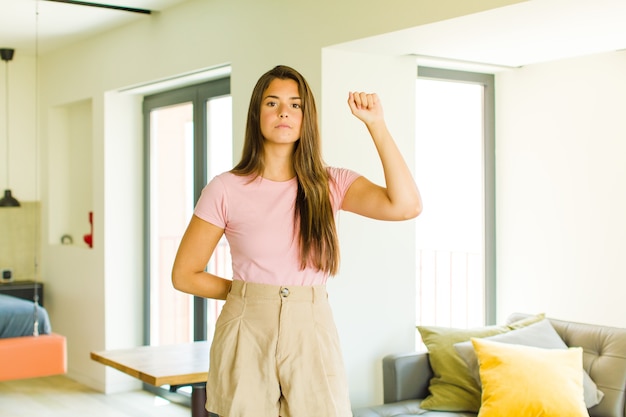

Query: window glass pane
<box><xmin>415</xmin><ymin>78</ymin><xmax>485</xmax><ymax>335</ymax></box>
<box><xmin>149</xmin><ymin>101</ymin><xmax>194</xmax><ymax>346</ymax></box>
<box><xmin>205</xmin><ymin>95</ymin><xmax>233</xmax><ymax>340</ymax></box>
<box><xmin>207</xmin><ymin>95</ymin><xmax>233</xmax><ymax>178</ymax></box>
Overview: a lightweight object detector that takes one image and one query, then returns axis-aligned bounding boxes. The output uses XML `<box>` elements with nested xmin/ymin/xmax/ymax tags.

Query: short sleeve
<box><xmin>193</xmin><ymin>175</ymin><xmax>228</xmax><ymax>228</ymax></box>
<box><xmin>327</xmin><ymin>167</ymin><xmax>361</xmax><ymax>211</ymax></box>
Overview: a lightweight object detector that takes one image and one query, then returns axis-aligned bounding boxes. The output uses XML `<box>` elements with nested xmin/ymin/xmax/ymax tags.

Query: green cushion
<box><xmin>417</xmin><ymin>313</ymin><xmax>544</xmax><ymax>412</ymax></box>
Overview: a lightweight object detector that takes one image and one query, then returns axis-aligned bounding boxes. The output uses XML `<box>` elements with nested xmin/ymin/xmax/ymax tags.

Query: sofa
<box><xmin>353</xmin><ymin>313</ymin><xmax>626</xmax><ymax>417</ymax></box>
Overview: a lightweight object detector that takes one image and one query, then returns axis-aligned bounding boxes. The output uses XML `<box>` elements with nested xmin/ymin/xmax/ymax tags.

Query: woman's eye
<box><xmin>292</xmin><ymin>103</ymin><xmax>301</xmax><ymax>109</ymax></box>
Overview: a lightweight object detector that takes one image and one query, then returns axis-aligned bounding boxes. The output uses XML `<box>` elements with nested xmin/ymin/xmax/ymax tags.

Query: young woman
<box><xmin>172</xmin><ymin>65</ymin><xmax>422</xmax><ymax>417</ymax></box>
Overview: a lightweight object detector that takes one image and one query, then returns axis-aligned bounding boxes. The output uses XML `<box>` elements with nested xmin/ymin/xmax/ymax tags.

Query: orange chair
<box><xmin>0</xmin><ymin>333</ymin><xmax>67</xmax><ymax>381</ymax></box>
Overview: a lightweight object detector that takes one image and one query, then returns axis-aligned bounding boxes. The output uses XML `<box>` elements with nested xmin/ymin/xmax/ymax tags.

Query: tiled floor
<box><xmin>0</xmin><ymin>374</ymin><xmax>191</xmax><ymax>417</ymax></box>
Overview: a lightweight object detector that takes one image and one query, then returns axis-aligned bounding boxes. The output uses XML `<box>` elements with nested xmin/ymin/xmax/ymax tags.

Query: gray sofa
<box><xmin>353</xmin><ymin>314</ymin><xmax>626</xmax><ymax>417</ymax></box>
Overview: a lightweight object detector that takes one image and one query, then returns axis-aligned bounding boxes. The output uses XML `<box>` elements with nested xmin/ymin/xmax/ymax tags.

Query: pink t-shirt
<box><xmin>194</xmin><ymin>167</ymin><xmax>360</xmax><ymax>286</ymax></box>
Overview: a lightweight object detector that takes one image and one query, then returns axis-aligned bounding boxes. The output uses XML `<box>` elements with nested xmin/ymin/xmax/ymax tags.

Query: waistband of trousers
<box><xmin>229</xmin><ymin>279</ymin><xmax>327</xmax><ymax>302</ymax></box>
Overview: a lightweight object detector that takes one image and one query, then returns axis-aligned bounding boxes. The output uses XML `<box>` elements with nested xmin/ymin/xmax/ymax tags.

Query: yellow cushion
<box><xmin>471</xmin><ymin>338</ymin><xmax>589</xmax><ymax>417</ymax></box>
<box><xmin>417</xmin><ymin>313</ymin><xmax>545</xmax><ymax>412</ymax></box>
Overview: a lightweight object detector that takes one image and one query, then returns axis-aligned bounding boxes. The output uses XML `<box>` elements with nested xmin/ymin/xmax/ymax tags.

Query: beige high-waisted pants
<box><xmin>205</xmin><ymin>279</ymin><xmax>352</xmax><ymax>417</ymax></box>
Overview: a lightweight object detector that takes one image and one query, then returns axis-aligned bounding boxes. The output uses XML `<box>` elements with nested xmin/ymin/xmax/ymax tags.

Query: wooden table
<box><xmin>91</xmin><ymin>341</ymin><xmax>213</xmax><ymax>417</ymax></box>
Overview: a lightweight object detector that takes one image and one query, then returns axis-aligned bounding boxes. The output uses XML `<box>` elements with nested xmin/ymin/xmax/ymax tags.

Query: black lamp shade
<box><xmin>0</xmin><ymin>189</ymin><xmax>20</xmax><ymax>207</ymax></box>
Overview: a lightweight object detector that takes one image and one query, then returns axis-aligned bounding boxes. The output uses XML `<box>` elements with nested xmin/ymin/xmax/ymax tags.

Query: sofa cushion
<box><xmin>471</xmin><ymin>338</ymin><xmax>589</xmax><ymax>417</ymax></box>
<box><xmin>416</xmin><ymin>314</ymin><xmax>544</xmax><ymax>412</ymax></box>
<box><xmin>453</xmin><ymin>319</ymin><xmax>604</xmax><ymax>408</ymax></box>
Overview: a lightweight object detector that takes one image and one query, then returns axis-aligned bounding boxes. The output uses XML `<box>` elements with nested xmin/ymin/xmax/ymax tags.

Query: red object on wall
<box><xmin>83</xmin><ymin>211</ymin><xmax>93</xmax><ymax>248</ymax></box>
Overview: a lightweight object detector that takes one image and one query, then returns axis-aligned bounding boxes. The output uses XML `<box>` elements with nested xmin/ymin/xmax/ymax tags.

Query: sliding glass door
<box><xmin>143</xmin><ymin>78</ymin><xmax>231</xmax><ymax>348</ymax></box>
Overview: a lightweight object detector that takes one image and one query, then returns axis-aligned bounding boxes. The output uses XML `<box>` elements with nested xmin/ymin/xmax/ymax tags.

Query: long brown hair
<box><xmin>231</xmin><ymin>65</ymin><xmax>340</xmax><ymax>275</ymax></box>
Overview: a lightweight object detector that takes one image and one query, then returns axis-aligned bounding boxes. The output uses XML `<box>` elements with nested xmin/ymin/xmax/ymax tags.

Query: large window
<box><xmin>142</xmin><ymin>78</ymin><xmax>232</xmax><ymax>404</ymax></box>
<box><xmin>415</xmin><ymin>67</ymin><xmax>495</xmax><ymax>337</ymax></box>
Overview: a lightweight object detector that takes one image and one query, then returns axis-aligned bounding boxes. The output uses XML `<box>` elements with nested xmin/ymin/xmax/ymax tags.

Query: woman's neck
<box><xmin>262</xmin><ymin>144</ymin><xmax>295</xmax><ymax>181</ymax></box>
<box><xmin>262</xmin><ymin>164</ymin><xmax>295</xmax><ymax>182</ymax></box>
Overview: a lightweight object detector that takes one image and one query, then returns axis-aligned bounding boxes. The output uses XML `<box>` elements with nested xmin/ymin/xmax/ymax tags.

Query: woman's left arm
<box><xmin>342</xmin><ymin>92</ymin><xmax>422</xmax><ymax>221</ymax></box>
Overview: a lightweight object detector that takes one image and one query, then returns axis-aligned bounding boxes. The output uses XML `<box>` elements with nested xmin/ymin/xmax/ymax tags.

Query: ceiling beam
<box><xmin>44</xmin><ymin>0</ymin><xmax>152</xmax><ymax>14</ymax></box>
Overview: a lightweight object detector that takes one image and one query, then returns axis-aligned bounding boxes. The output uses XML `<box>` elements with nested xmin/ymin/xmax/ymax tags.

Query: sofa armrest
<box><xmin>383</xmin><ymin>351</ymin><xmax>433</xmax><ymax>403</ymax></box>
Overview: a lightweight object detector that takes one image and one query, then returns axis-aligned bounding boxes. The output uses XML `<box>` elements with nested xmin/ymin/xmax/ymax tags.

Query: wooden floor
<box><xmin>0</xmin><ymin>375</ymin><xmax>191</xmax><ymax>417</ymax></box>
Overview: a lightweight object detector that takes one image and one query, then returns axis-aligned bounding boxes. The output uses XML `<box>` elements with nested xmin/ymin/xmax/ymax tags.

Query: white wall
<box><xmin>496</xmin><ymin>50</ymin><xmax>626</xmax><ymax>328</ymax></box>
<box><xmin>322</xmin><ymin>48</ymin><xmax>418</xmax><ymax>406</ymax></box>
<box><xmin>101</xmin><ymin>91</ymin><xmax>145</xmax><ymax>391</ymax></box>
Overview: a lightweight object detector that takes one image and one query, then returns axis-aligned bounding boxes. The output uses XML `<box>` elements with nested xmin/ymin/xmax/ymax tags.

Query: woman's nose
<box><xmin>277</xmin><ymin>103</ymin><xmax>290</xmax><ymax>118</ymax></box>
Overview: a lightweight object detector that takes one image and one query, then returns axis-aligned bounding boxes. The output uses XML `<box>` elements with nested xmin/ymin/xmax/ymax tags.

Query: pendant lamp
<box><xmin>0</xmin><ymin>48</ymin><xmax>20</xmax><ymax>207</ymax></box>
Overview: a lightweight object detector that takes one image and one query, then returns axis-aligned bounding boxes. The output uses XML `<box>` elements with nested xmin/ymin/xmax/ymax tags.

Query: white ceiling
<box><xmin>1</xmin><ymin>0</ymin><xmax>626</xmax><ymax>70</ymax></box>
<box><xmin>0</xmin><ymin>0</ymin><xmax>186</xmax><ymax>55</ymax></box>
<box><xmin>335</xmin><ymin>0</ymin><xmax>626</xmax><ymax>71</ymax></box>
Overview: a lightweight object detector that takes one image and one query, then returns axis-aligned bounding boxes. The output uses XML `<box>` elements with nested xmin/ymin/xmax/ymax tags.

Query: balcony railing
<box><xmin>416</xmin><ymin>249</ymin><xmax>484</xmax><ymax>348</ymax></box>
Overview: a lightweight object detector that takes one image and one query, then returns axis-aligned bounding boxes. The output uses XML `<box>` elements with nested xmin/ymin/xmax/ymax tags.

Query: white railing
<box><xmin>416</xmin><ymin>249</ymin><xmax>484</xmax><ymax>348</ymax></box>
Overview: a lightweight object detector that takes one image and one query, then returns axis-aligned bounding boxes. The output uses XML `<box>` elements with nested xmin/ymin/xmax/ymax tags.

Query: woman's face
<box><xmin>259</xmin><ymin>78</ymin><xmax>303</xmax><ymax>146</ymax></box>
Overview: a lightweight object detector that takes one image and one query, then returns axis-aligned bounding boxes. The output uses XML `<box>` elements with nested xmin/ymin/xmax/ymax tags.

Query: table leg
<box><xmin>190</xmin><ymin>384</ymin><xmax>209</xmax><ymax>417</ymax></box>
